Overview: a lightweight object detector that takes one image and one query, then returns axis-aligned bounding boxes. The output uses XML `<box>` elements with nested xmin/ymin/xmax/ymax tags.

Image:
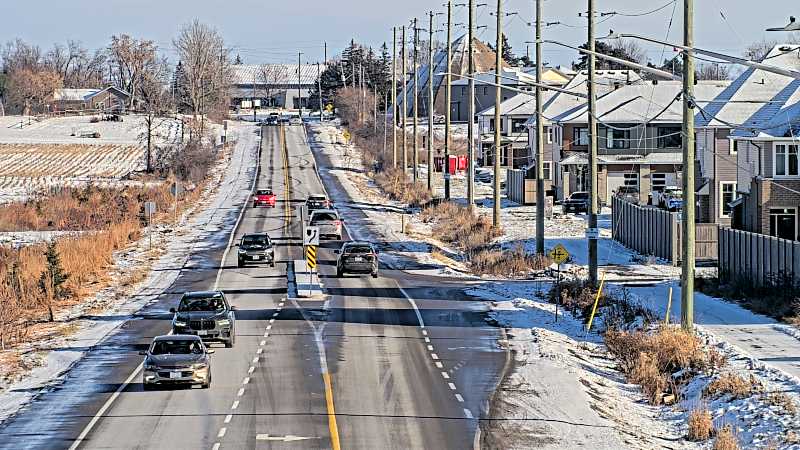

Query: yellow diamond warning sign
<box><xmin>548</xmin><ymin>244</ymin><xmax>570</xmax><ymax>265</ymax></box>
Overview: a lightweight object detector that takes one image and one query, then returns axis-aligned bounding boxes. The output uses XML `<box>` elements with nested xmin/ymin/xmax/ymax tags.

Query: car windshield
<box><xmin>571</xmin><ymin>193</ymin><xmax>589</xmax><ymax>199</ymax></box>
<box><xmin>344</xmin><ymin>245</ymin><xmax>372</xmax><ymax>254</ymax></box>
<box><xmin>178</xmin><ymin>296</ymin><xmax>226</xmax><ymax>312</ymax></box>
<box><xmin>151</xmin><ymin>339</ymin><xmax>204</xmax><ymax>355</ymax></box>
<box><xmin>311</xmin><ymin>213</ymin><xmax>338</xmax><ymax>222</ymax></box>
<box><xmin>242</xmin><ymin>235</ymin><xmax>269</xmax><ymax>246</ymax></box>
<box><xmin>256</xmin><ymin>190</ymin><xmax>272</xmax><ymax>196</ymax></box>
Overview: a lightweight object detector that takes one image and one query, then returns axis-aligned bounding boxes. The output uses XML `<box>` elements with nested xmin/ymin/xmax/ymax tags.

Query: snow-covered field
<box><xmin>0</xmin><ymin>115</ymin><xmax>182</xmax><ymax>145</ymax></box>
<box><xmin>0</xmin><ymin>122</ymin><xmax>257</xmax><ymax>423</ymax></box>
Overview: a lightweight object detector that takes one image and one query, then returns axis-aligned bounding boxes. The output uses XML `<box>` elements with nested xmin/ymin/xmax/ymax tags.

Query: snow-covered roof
<box><xmin>230</xmin><ymin>64</ymin><xmax>326</xmax><ymax>86</ymax></box>
<box><xmin>52</xmin><ymin>89</ymin><xmax>101</xmax><ymax>102</ymax></box>
<box><xmin>451</xmin><ymin>68</ymin><xmax>537</xmax><ymax>87</ymax></box>
<box><xmin>697</xmin><ymin>44</ymin><xmax>800</xmax><ymax>135</ymax></box>
<box><xmin>561</xmin><ymin>69</ymin><xmax>643</xmax><ymax>92</ymax></box>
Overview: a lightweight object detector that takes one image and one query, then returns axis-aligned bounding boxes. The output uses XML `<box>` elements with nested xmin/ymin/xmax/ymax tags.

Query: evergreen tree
<box><xmin>234</xmin><ymin>53</ymin><xmax>243</xmax><ymax>65</ymax></box>
<box><xmin>487</xmin><ymin>34</ymin><xmax>518</xmax><ymax>65</ymax></box>
<box><xmin>38</xmin><ymin>240</ymin><xmax>69</xmax><ymax>322</ymax></box>
<box><xmin>573</xmin><ymin>41</ymin><xmax>642</xmax><ymax>71</ymax></box>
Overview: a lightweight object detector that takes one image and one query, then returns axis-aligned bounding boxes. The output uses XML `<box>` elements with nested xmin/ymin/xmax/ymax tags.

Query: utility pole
<box><xmin>681</xmin><ymin>0</ymin><xmax>696</xmax><ymax>331</ymax></box>
<box><xmin>324</xmin><ymin>41</ymin><xmax>328</xmax><ymax>63</ymax></box>
<box><xmin>467</xmin><ymin>0</ymin><xmax>476</xmax><ymax>210</ymax></box>
<box><xmin>298</xmin><ymin>52</ymin><xmax>303</xmax><ymax>117</ymax></box>
<box><xmin>444</xmin><ymin>0</ymin><xmax>453</xmax><ymax>200</ymax></box>
<box><xmin>587</xmin><ymin>0</ymin><xmax>599</xmax><ymax>286</ymax></box>
<box><xmin>492</xmin><ymin>0</ymin><xmax>502</xmax><ymax>228</ymax></box>
<box><xmin>427</xmin><ymin>11</ymin><xmax>435</xmax><ymax>193</ymax></box>
<box><xmin>413</xmin><ymin>18</ymin><xmax>420</xmax><ymax>182</ymax></box>
<box><xmin>534</xmin><ymin>0</ymin><xmax>545</xmax><ymax>255</ymax></box>
<box><xmin>402</xmin><ymin>26</ymin><xmax>408</xmax><ymax>174</ymax></box>
<box><xmin>317</xmin><ymin>62</ymin><xmax>323</xmax><ymax>121</ymax></box>
<box><xmin>392</xmin><ymin>27</ymin><xmax>398</xmax><ymax>167</ymax></box>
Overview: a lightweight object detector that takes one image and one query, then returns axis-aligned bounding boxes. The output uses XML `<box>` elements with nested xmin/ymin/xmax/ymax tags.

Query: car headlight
<box><xmin>238</xmin><ymin>249</ymin><xmax>246</xmax><ymax>254</ymax></box>
<box><xmin>217</xmin><ymin>319</ymin><xmax>231</xmax><ymax>327</ymax></box>
<box><xmin>191</xmin><ymin>363</ymin><xmax>208</xmax><ymax>370</ymax></box>
<box><xmin>173</xmin><ymin>320</ymin><xmax>187</xmax><ymax>327</ymax></box>
<box><xmin>144</xmin><ymin>364</ymin><xmax>157</xmax><ymax>371</ymax></box>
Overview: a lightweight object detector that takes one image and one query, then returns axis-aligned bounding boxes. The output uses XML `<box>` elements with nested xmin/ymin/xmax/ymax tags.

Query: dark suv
<box><xmin>306</xmin><ymin>194</ymin><xmax>332</xmax><ymax>213</ymax></box>
<box><xmin>171</xmin><ymin>291</ymin><xmax>236</xmax><ymax>348</ymax></box>
<box><xmin>335</xmin><ymin>241</ymin><xmax>379</xmax><ymax>278</ymax></box>
<box><xmin>562</xmin><ymin>191</ymin><xmax>590</xmax><ymax>214</ymax></box>
<box><xmin>237</xmin><ymin>233</ymin><xmax>275</xmax><ymax>267</ymax></box>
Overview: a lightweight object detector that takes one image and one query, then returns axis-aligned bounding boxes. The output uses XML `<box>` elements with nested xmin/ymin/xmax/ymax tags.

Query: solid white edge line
<box><xmin>67</xmin><ymin>362</ymin><xmax>143</xmax><ymax>450</ymax></box>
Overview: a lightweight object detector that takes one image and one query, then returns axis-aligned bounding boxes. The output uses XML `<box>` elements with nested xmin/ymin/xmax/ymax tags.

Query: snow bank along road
<box><xmin>0</xmin><ymin>123</ymin><xmax>506</xmax><ymax>449</ymax></box>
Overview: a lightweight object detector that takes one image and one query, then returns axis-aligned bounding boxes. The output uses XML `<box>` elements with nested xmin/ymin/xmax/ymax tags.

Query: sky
<box><xmin>2</xmin><ymin>0</ymin><xmax>797</xmax><ymax>67</ymax></box>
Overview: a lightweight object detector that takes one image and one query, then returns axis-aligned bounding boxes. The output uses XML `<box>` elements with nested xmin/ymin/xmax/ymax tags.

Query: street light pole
<box><xmin>413</xmin><ymin>18</ymin><xmax>420</xmax><ymax>182</ymax></box>
<box><xmin>681</xmin><ymin>0</ymin><xmax>696</xmax><ymax>331</ymax></box>
<box><xmin>467</xmin><ymin>0</ymin><xmax>476</xmax><ymax>210</ymax></box>
<box><xmin>428</xmin><ymin>10</ymin><xmax>435</xmax><ymax>193</ymax></box>
<box><xmin>534</xmin><ymin>0</ymin><xmax>545</xmax><ymax>255</ymax></box>
<box><xmin>492</xmin><ymin>0</ymin><xmax>502</xmax><ymax>229</ymax></box>
<box><xmin>588</xmin><ymin>0</ymin><xmax>599</xmax><ymax>286</ymax></box>
<box><xmin>444</xmin><ymin>0</ymin><xmax>453</xmax><ymax>200</ymax></box>
<box><xmin>392</xmin><ymin>26</ymin><xmax>398</xmax><ymax>167</ymax></box>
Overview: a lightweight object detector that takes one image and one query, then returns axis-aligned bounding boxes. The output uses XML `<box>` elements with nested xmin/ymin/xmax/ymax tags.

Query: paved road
<box><xmin>0</xmin><ymin>123</ymin><xmax>506</xmax><ymax>449</ymax></box>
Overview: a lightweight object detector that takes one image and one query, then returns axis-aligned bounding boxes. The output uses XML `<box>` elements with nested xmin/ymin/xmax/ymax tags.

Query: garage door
<box><xmin>606</xmin><ymin>172</ymin><xmax>639</xmax><ymax>203</ymax></box>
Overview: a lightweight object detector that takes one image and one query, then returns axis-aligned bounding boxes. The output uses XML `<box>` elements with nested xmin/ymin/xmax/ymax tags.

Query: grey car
<box><xmin>141</xmin><ymin>335</ymin><xmax>213</xmax><ymax>389</ymax></box>
<box><xmin>309</xmin><ymin>209</ymin><xmax>343</xmax><ymax>239</ymax></box>
<box><xmin>171</xmin><ymin>291</ymin><xmax>236</xmax><ymax>348</ymax></box>
<box><xmin>335</xmin><ymin>241</ymin><xmax>379</xmax><ymax>278</ymax></box>
<box><xmin>237</xmin><ymin>233</ymin><xmax>275</xmax><ymax>268</ymax></box>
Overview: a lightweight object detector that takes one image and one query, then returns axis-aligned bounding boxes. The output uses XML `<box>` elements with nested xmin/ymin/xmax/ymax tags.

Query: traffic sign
<box><xmin>342</xmin><ymin>130</ymin><xmax>351</xmax><ymax>142</ymax></box>
<box><xmin>325</xmin><ymin>103</ymin><xmax>334</xmax><ymax>112</ymax></box>
<box><xmin>306</xmin><ymin>245</ymin><xmax>317</xmax><ymax>270</ymax></box>
<box><xmin>585</xmin><ymin>227</ymin><xmax>600</xmax><ymax>240</ymax></box>
<box><xmin>548</xmin><ymin>244</ymin><xmax>570</xmax><ymax>265</ymax></box>
<box><xmin>303</xmin><ymin>226</ymin><xmax>320</xmax><ymax>246</ymax></box>
<box><xmin>144</xmin><ymin>201</ymin><xmax>156</xmax><ymax>216</ymax></box>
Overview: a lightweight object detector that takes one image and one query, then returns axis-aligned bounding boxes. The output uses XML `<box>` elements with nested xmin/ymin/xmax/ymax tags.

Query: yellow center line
<box><xmin>281</xmin><ymin>124</ymin><xmax>291</xmax><ymax>233</ymax></box>
<box><xmin>322</xmin><ymin>371</ymin><xmax>342</xmax><ymax>450</ymax></box>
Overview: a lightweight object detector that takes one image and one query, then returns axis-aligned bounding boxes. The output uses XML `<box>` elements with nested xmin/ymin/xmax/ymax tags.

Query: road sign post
<box><xmin>548</xmin><ymin>244</ymin><xmax>570</xmax><ymax>322</ymax></box>
<box><xmin>144</xmin><ymin>201</ymin><xmax>156</xmax><ymax>250</ymax></box>
<box><xmin>303</xmin><ymin>226</ymin><xmax>320</xmax><ymax>296</ymax></box>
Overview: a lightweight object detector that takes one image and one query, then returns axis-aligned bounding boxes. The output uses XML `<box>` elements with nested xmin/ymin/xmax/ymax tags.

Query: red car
<box><xmin>253</xmin><ymin>189</ymin><xmax>276</xmax><ymax>208</ymax></box>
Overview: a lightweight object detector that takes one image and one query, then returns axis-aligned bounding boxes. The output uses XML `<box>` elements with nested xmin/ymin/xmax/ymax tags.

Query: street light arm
<box><xmin>543</xmin><ymin>39</ymin><xmax>681</xmax><ymax>81</ymax></box>
<box><xmin>613</xmin><ymin>32</ymin><xmax>800</xmax><ymax>81</ymax></box>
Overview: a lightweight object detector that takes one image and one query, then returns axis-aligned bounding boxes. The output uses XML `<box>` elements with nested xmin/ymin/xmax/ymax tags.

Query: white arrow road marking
<box><xmin>255</xmin><ymin>434</ymin><xmax>318</xmax><ymax>442</ymax></box>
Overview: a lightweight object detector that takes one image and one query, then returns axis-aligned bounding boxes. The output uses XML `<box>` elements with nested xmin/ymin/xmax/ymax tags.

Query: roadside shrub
<box><xmin>713</xmin><ymin>425</ymin><xmax>740</xmax><ymax>450</ymax></box>
<box><xmin>629</xmin><ymin>351</ymin><xmax>669</xmax><ymax>405</ymax></box>
<box><xmin>705</xmin><ymin>372</ymin><xmax>762</xmax><ymax>399</ymax></box>
<box><xmin>765</xmin><ymin>392</ymin><xmax>797</xmax><ymax>415</ymax></box>
<box><xmin>687</xmin><ymin>406</ymin><xmax>714</xmax><ymax>441</ymax></box>
<box><xmin>374</xmin><ymin>167</ymin><xmax>432</xmax><ymax>207</ymax></box>
<box><xmin>470</xmin><ymin>245</ymin><xmax>551</xmax><ymax>277</ymax></box>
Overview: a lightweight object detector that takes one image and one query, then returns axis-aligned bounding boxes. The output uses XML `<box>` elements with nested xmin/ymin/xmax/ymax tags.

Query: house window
<box><xmin>775</xmin><ymin>144</ymin><xmax>799</xmax><ymax>177</ymax></box>
<box><xmin>573</xmin><ymin>127</ymin><xmax>588</xmax><ymax>146</ymax></box>
<box><xmin>730</xmin><ymin>139</ymin><xmax>738</xmax><ymax>155</ymax></box>
<box><xmin>543</xmin><ymin>161</ymin><xmax>552</xmax><ymax>180</ymax></box>
<box><xmin>657</xmin><ymin>126</ymin><xmax>682</xmax><ymax>148</ymax></box>
<box><xmin>546</xmin><ymin>127</ymin><xmax>553</xmax><ymax>144</ymax></box>
<box><xmin>461</xmin><ymin>87</ymin><xmax>466</xmax><ymax>96</ymax></box>
<box><xmin>651</xmin><ymin>173</ymin><xmax>667</xmax><ymax>191</ymax></box>
<box><xmin>720</xmin><ymin>182</ymin><xmax>738</xmax><ymax>218</ymax></box>
<box><xmin>483</xmin><ymin>87</ymin><xmax>488</xmax><ymax>96</ymax></box>
<box><xmin>606</xmin><ymin>127</ymin><xmax>630</xmax><ymax>149</ymax></box>
<box><xmin>511</xmin><ymin>119</ymin><xmax>527</xmax><ymax>133</ymax></box>
<box><xmin>624</xmin><ymin>173</ymin><xmax>639</xmax><ymax>187</ymax></box>
<box><xmin>489</xmin><ymin>119</ymin><xmax>504</xmax><ymax>132</ymax></box>
<box><xmin>770</xmin><ymin>208</ymin><xmax>797</xmax><ymax>240</ymax></box>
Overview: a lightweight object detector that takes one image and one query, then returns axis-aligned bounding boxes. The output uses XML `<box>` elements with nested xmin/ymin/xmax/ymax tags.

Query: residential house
<box><xmin>47</xmin><ymin>86</ymin><xmax>130</xmax><ymax>113</ymax></box>
<box><xmin>726</xmin><ymin>45</ymin><xmax>800</xmax><ymax>240</ymax></box>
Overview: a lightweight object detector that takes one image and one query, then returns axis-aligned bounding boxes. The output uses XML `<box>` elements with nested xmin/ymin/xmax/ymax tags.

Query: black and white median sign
<box><xmin>303</xmin><ymin>226</ymin><xmax>320</xmax><ymax>246</ymax></box>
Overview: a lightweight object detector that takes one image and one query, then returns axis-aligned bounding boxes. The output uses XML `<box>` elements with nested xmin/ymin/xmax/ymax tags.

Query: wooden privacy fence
<box><xmin>506</xmin><ymin>169</ymin><xmax>536</xmax><ymax>205</ymax></box>
<box><xmin>718</xmin><ymin>227</ymin><xmax>800</xmax><ymax>287</ymax></box>
<box><xmin>611</xmin><ymin>196</ymin><xmax>718</xmax><ymax>265</ymax></box>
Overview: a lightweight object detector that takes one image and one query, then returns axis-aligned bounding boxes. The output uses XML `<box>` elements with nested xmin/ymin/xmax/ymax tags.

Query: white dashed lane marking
<box><xmin>455</xmin><ymin>394</ymin><xmax>464</xmax><ymax>403</ymax></box>
<box><xmin>231</xmin><ymin>401</ymin><xmax>239</xmax><ymax>410</ymax></box>
<box><xmin>224</xmin><ymin>414</ymin><xmax>232</xmax><ymax>424</ymax></box>
<box><xmin>217</xmin><ymin>428</ymin><xmax>226</xmax><ymax>438</ymax></box>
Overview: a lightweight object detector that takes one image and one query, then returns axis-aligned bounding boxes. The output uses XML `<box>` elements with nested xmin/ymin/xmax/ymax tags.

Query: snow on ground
<box><xmin>0</xmin><ymin>231</ymin><xmax>92</xmax><ymax>248</ymax></box>
<box><xmin>0</xmin><ymin>122</ymin><xmax>257</xmax><ymax>423</ymax></box>
<box><xmin>472</xmin><ymin>281</ymin><xmax>688</xmax><ymax>449</ymax></box>
<box><xmin>0</xmin><ymin>115</ymin><xmax>183</xmax><ymax>145</ymax></box>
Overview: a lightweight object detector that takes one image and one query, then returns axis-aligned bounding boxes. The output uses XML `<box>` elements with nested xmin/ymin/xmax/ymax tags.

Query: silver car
<box><xmin>309</xmin><ymin>209</ymin><xmax>343</xmax><ymax>240</ymax></box>
<box><xmin>141</xmin><ymin>335</ymin><xmax>213</xmax><ymax>389</ymax></box>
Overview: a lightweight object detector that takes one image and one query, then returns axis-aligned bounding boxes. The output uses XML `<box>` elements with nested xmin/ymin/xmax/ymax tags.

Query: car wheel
<box><xmin>336</xmin><ymin>267</ymin><xmax>343</xmax><ymax>278</ymax></box>
<box><xmin>372</xmin><ymin>271</ymin><xmax>378</xmax><ymax>278</ymax></box>
<box><xmin>336</xmin><ymin>235</ymin><xmax>342</xmax><ymax>240</ymax></box>
<box><xmin>270</xmin><ymin>261</ymin><xmax>276</xmax><ymax>268</ymax></box>
<box><xmin>143</xmin><ymin>382</ymin><xmax>153</xmax><ymax>391</ymax></box>
<box><xmin>238</xmin><ymin>259</ymin><xmax>244</xmax><ymax>268</ymax></box>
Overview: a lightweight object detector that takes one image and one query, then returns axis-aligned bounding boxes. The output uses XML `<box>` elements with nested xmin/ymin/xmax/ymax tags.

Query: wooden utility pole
<box><xmin>535</xmin><ymin>0</ymin><xmax>545</xmax><ymax>255</ymax></box>
<box><xmin>402</xmin><ymin>26</ymin><xmax>408</xmax><ymax>174</ymax></box>
<box><xmin>681</xmin><ymin>0</ymin><xmax>696</xmax><ymax>330</ymax></box>
<box><xmin>427</xmin><ymin>11</ymin><xmax>435</xmax><ymax>192</ymax></box>
<box><xmin>467</xmin><ymin>0</ymin><xmax>476</xmax><ymax>210</ymax></box>
<box><xmin>392</xmin><ymin>27</ymin><xmax>398</xmax><ymax>167</ymax></box>
<box><xmin>317</xmin><ymin>62</ymin><xmax>323</xmax><ymax>121</ymax></box>
<box><xmin>587</xmin><ymin>0</ymin><xmax>599</xmax><ymax>286</ymax></box>
<box><xmin>492</xmin><ymin>0</ymin><xmax>502</xmax><ymax>228</ymax></box>
<box><xmin>444</xmin><ymin>0</ymin><xmax>453</xmax><ymax>200</ymax></box>
<box><xmin>413</xmin><ymin>18</ymin><xmax>420</xmax><ymax>182</ymax></box>
<box><xmin>298</xmin><ymin>52</ymin><xmax>303</xmax><ymax>116</ymax></box>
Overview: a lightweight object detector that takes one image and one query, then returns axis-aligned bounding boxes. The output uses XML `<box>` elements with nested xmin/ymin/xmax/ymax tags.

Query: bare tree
<box><xmin>258</xmin><ymin>64</ymin><xmax>289</xmax><ymax>106</ymax></box>
<box><xmin>45</xmin><ymin>41</ymin><xmax>107</xmax><ymax>88</ymax></box>
<box><xmin>4</xmin><ymin>67</ymin><xmax>63</xmax><ymax>115</ymax></box>
<box><xmin>744</xmin><ymin>35</ymin><xmax>800</xmax><ymax>61</ymax></box>
<box><xmin>107</xmin><ymin>35</ymin><xmax>159</xmax><ymax>108</ymax></box>
<box><xmin>612</xmin><ymin>39</ymin><xmax>646</xmax><ymax>65</ymax></box>
<box><xmin>173</xmin><ymin>20</ymin><xmax>232</xmax><ymax>121</ymax></box>
<box><xmin>697</xmin><ymin>63</ymin><xmax>731</xmax><ymax>81</ymax></box>
<box><xmin>138</xmin><ymin>56</ymin><xmax>172</xmax><ymax>172</ymax></box>
<box><xmin>2</xmin><ymin>39</ymin><xmax>42</xmax><ymax>72</ymax></box>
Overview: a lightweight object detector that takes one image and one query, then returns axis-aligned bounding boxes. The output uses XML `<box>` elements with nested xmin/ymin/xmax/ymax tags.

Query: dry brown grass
<box><xmin>604</xmin><ymin>326</ymin><xmax>725</xmax><ymax>405</ymax></box>
<box><xmin>705</xmin><ymin>372</ymin><xmax>762</xmax><ymax>399</ymax></box>
<box><xmin>374</xmin><ymin>167</ymin><xmax>432</xmax><ymax>207</ymax></box>
<box><xmin>687</xmin><ymin>406</ymin><xmax>714</xmax><ymax>441</ymax></box>
<box><xmin>713</xmin><ymin>425</ymin><xmax>740</xmax><ymax>450</ymax></box>
<box><xmin>421</xmin><ymin>202</ymin><xmax>502</xmax><ymax>253</ymax></box>
<box><xmin>765</xmin><ymin>392</ymin><xmax>798</xmax><ymax>415</ymax></box>
<box><xmin>470</xmin><ymin>245</ymin><xmax>551</xmax><ymax>277</ymax></box>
